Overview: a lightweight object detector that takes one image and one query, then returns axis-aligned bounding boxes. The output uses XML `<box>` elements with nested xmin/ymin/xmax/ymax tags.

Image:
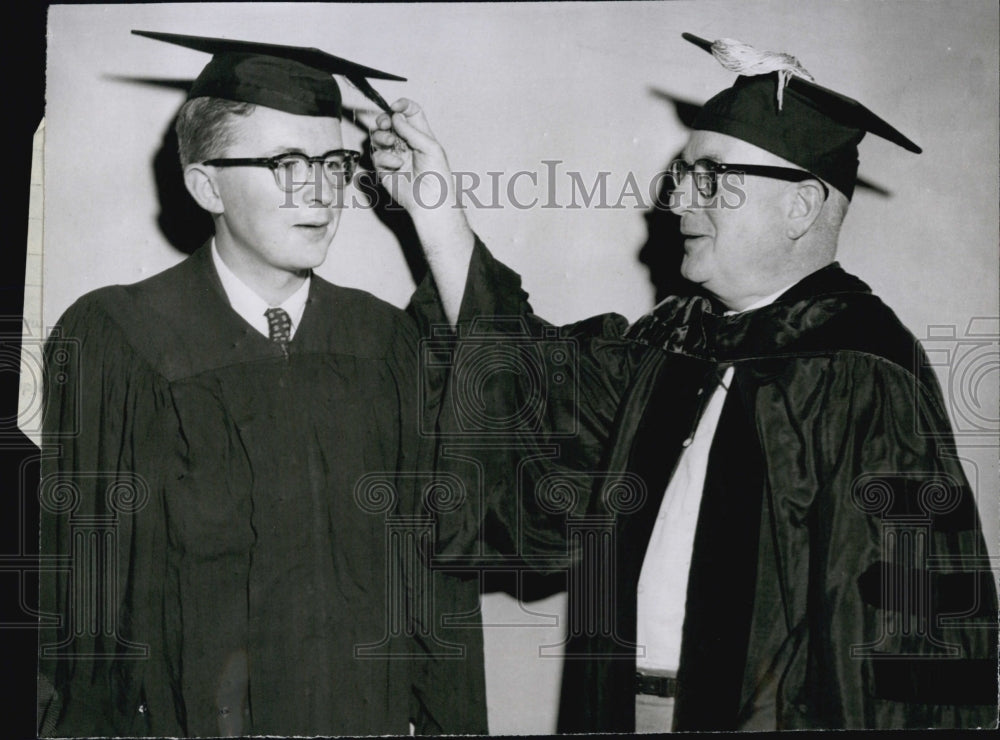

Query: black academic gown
<box><xmin>412</xmin><ymin>240</ymin><xmax>998</xmax><ymax>732</ymax></box>
<box><xmin>37</xmin><ymin>244</ymin><xmax>487</xmax><ymax>737</ymax></box>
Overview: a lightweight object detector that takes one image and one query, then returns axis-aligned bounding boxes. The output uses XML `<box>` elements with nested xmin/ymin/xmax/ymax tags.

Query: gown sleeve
<box><xmin>384</xmin><ymin>310</ymin><xmax>489</xmax><ymax>735</ymax></box>
<box><xmin>408</xmin><ymin>238</ymin><xmax>640</xmax><ymax>568</ymax></box>
<box><xmin>754</xmin><ymin>350</ymin><xmax>998</xmax><ymax>729</ymax></box>
<box><xmin>37</xmin><ymin>294</ymin><xmax>177</xmax><ymax>737</ymax></box>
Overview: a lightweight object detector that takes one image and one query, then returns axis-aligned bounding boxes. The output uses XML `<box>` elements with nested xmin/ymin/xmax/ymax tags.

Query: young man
<box><xmin>372</xmin><ymin>33</ymin><xmax>998</xmax><ymax>731</ymax></box>
<box><xmin>38</xmin><ymin>32</ymin><xmax>486</xmax><ymax>736</ymax></box>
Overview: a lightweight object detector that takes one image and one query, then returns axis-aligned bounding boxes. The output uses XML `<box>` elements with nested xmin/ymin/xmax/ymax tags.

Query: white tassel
<box><xmin>710</xmin><ymin>37</ymin><xmax>814</xmax><ymax>110</ymax></box>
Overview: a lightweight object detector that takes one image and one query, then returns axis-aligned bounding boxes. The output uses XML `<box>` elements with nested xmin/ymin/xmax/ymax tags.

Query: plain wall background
<box><xmin>44</xmin><ymin>2</ymin><xmax>998</xmax><ymax>734</ymax></box>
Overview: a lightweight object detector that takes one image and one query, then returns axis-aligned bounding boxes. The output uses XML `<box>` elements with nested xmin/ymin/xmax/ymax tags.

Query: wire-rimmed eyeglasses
<box><xmin>669</xmin><ymin>158</ymin><xmax>829</xmax><ymax>200</ymax></box>
<box><xmin>203</xmin><ymin>149</ymin><xmax>362</xmax><ymax>193</ymax></box>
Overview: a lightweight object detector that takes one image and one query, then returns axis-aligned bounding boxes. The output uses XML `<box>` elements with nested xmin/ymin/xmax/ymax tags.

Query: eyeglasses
<box><xmin>203</xmin><ymin>149</ymin><xmax>362</xmax><ymax>192</ymax></box>
<box><xmin>668</xmin><ymin>158</ymin><xmax>829</xmax><ymax>200</ymax></box>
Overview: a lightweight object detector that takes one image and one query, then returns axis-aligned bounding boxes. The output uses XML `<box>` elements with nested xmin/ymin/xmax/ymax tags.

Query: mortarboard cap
<box><xmin>681</xmin><ymin>32</ymin><xmax>921</xmax><ymax>199</ymax></box>
<box><xmin>132</xmin><ymin>30</ymin><xmax>406</xmax><ymax>118</ymax></box>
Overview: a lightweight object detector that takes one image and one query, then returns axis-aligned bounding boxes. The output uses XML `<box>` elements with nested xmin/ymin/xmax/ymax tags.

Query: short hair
<box><xmin>175</xmin><ymin>96</ymin><xmax>257</xmax><ymax>166</ymax></box>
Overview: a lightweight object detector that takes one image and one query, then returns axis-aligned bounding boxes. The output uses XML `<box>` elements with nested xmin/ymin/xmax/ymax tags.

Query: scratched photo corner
<box><xmin>6</xmin><ymin>1</ymin><xmax>998</xmax><ymax>737</ymax></box>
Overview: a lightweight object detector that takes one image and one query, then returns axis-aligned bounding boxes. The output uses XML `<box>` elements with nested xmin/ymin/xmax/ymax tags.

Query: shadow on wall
<box><xmin>106</xmin><ymin>76</ymin><xmax>214</xmax><ymax>255</ymax></box>
<box><xmin>354</xmin><ymin>123</ymin><xmax>428</xmax><ymax>287</ymax></box>
<box><xmin>154</xmin><ymin>114</ymin><xmax>214</xmax><ymax>255</ymax></box>
<box><xmin>636</xmin><ymin>161</ymin><xmax>702</xmax><ymax>306</ymax></box>
<box><xmin>639</xmin><ymin>90</ymin><xmax>707</xmax><ymax>305</ymax></box>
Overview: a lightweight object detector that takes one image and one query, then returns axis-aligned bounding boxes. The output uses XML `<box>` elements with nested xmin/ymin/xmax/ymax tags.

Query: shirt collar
<box><xmin>210</xmin><ymin>239</ymin><xmax>311</xmax><ymax>339</ymax></box>
<box><xmin>725</xmin><ymin>284</ymin><xmax>796</xmax><ymax>316</ymax></box>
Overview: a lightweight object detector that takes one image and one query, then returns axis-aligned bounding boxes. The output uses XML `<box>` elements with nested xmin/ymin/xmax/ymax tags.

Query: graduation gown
<box><xmin>37</xmin><ymin>244</ymin><xmax>487</xmax><ymax>736</ymax></box>
<box><xmin>411</xmin><ymin>239</ymin><xmax>998</xmax><ymax>731</ymax></box>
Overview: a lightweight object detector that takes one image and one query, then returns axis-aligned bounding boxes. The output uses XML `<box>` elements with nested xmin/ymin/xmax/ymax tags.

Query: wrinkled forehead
<box><xmin>682</xmin><ymin>130</ymin><xmax>799</xmax><ymax>169</ymax></box>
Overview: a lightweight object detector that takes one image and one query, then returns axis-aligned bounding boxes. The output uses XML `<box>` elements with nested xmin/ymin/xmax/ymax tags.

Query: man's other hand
<box><xmin>372</xmin><ymin>98</ymin><xmax>452</xmax><ymax>215</ymax></box>
<box><xmin>372</xmin><ymin>99</ymin><xmax>475</xmax><ymax>324</ymax></box>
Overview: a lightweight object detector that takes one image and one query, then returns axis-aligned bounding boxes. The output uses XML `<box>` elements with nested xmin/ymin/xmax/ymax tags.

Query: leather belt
<box><xmin>635</xmin><ymin>672</ymin><xmax>679</xmax><ymax>698</ymax></box>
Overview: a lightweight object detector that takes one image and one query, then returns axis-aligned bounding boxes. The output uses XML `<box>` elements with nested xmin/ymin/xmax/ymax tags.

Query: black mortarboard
<box><xmin>682</xmin><ymin>33</ymin><xmax>921</xmax><ymax>199</ymax></box>
<box><xmin>132</xmin><ymin>30</ymin><xmax>405</xmax><ymax>118</ymax></box>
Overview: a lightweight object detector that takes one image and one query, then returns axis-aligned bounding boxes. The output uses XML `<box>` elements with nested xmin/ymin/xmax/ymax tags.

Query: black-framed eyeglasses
<box><xmin>669</xmin><ymin>158</ymin><xmax>829</xmax><ymax>200</ymax></box>
<box><xmin>203</xmin><ymin>149</ymin><xmax>362</xmax><ymax>192</ymax></box>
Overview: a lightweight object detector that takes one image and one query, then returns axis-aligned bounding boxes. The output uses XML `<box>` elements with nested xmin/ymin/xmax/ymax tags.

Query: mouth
<box><xmin>679</xmin><ymin>220</ymin><xmax>709</xmax><ymax>240</ymax></box>
<box><xmin>680</xmin><ymin>233</ymin><xmax>711</xmax><ymax>255</ymax></box>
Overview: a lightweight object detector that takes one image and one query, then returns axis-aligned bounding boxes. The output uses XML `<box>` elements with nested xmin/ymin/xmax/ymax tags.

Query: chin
<box><xmin>293</xmin><ymin>231</ymin><xmax>336</xmax><ymax>262</ymax></box>
<box><xmin>679</xmin><ymin>259</ymin><xmax>704</xmax><ymax>284</ymax></box>
<box><xmin>299</xmin><ymin>251</ymin><xmax>331</xmax><ymax>271</ymax></box>
<box><xmin>275</xmin><ymin>252</ymin><xmax>326</xmax><ymax>276</ymax></box>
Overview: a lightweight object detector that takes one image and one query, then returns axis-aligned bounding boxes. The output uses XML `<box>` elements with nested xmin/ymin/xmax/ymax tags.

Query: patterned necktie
<box><xmin>264</xmin><ymin>307</ymin><xmax>292</xmax><ymax>354</ymax></box>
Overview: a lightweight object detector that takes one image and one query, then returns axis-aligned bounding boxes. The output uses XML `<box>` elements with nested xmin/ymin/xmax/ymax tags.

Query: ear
<box><xmin>785</xmin><ymin>180</ymin><xmax>826</xmax><ymax>240</ymax></box>
<box><xmin>183</xmin><ymin>163</ymin><xmax>225</xmax><ymax>215</ymax></box>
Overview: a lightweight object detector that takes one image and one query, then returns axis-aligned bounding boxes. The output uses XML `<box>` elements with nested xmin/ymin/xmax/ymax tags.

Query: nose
<box><xmin>299</xmin><ymin>162</ymin><xmax>339</xmax><ymax>209</ymax></box>
<box><xmin>667</xmin><ymin>170</ymin><xmax>695</xmax><ymax>215</ymax></box>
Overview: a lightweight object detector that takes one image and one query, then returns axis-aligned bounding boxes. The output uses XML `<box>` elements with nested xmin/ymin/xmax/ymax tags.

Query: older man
<box><xmin>38</xmin><ymin>31</ymin><xmax>486</xmax><ymax>737</ymax></box>
<box><xmin>372</xmin><ymin>33</ymin><xmax>998</xmax><ymax>731</ymax></box>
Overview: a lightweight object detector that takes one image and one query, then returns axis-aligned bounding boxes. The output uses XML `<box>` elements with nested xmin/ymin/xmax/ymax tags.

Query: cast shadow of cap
<box><xmin>106</xmin><ymin>74</ymin><xmax>212</xmax><ymax>254</ymax></box>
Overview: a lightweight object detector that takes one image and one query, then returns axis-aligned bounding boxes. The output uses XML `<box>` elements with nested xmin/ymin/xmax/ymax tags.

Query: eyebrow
<box><xmin>261</xmin><ymin>147</ymin><xmax>350</xmax><ymax>158</ymax></box>
<box><xmin>682</xmin><ymin>151</ymin><xmax>725</xmax><ymax>163</ymax></box>
<box><xmin>262</xmin><ymin>147</ymin><xmax>308</xmax><ymax>157</ymax></box>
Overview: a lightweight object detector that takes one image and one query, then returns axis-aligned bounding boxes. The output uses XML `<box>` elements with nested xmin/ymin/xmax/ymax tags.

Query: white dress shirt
<box><xmin>210</xmin><ymin>240</ymin><xmax>310</xmax><ymax>340</ymax></box>
<box><xmin>636</xmin><ymin>285</ymin><xmax>793</xmax><ymax>673</ymax></box>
